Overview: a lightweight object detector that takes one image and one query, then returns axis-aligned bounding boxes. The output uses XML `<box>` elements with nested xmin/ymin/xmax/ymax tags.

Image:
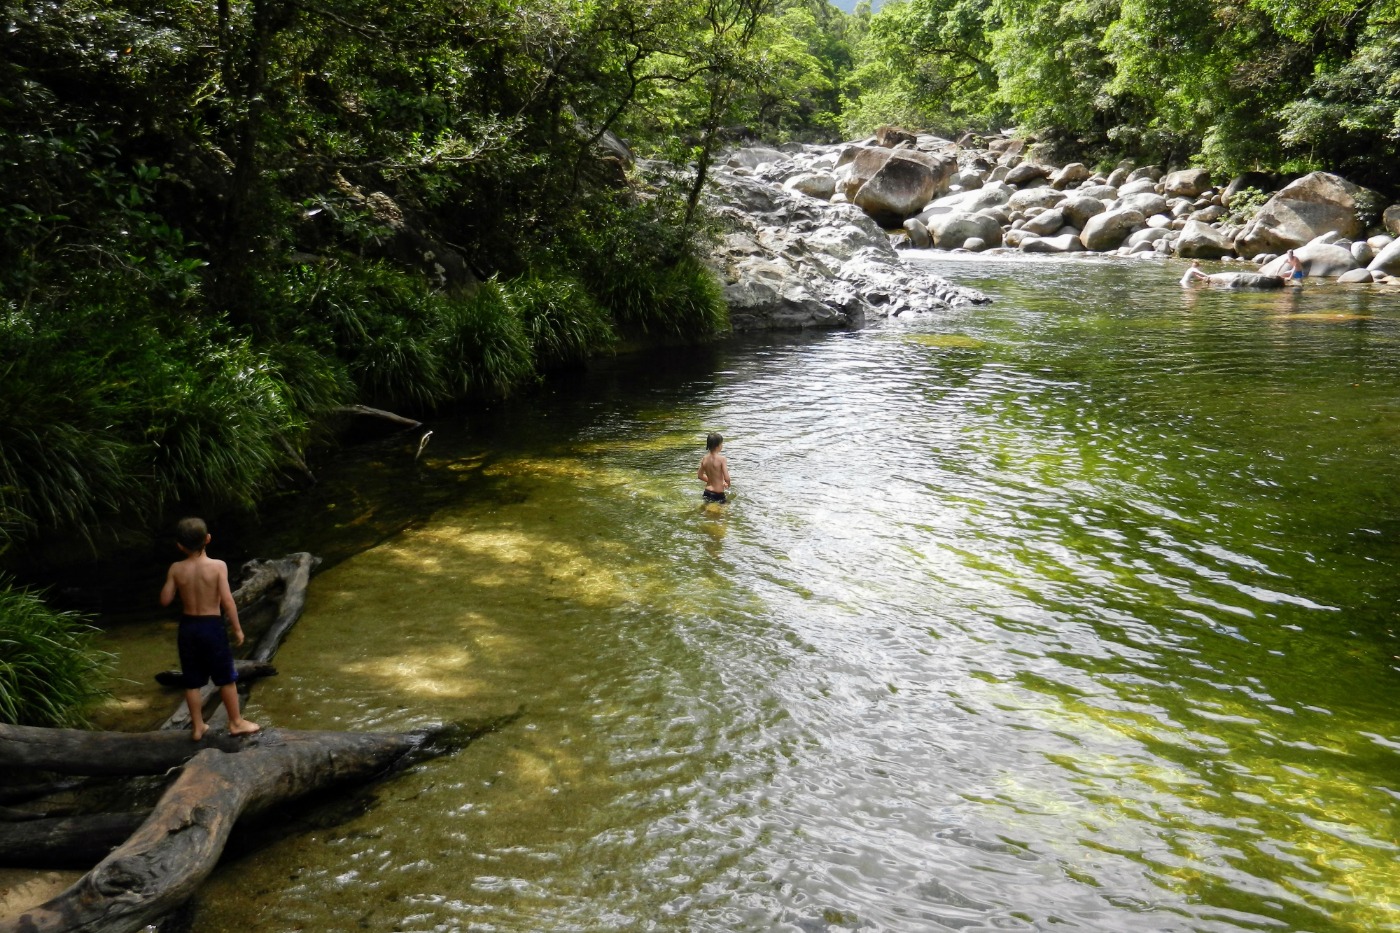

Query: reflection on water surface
<box><xmin>104</xmin><ymin>256</ymin><xmax>1400</xmax><ymax>932</ymax></box>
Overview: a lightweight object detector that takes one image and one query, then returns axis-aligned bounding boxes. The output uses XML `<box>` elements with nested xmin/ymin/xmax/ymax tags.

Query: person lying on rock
<box><xmin>1180</xmin><ymin>260</ymin><xmax>1212</xmax><ymax>286</ymax></box>
<box><xmin>160</xmin><ymin>516</ymin><xmax>261</xmax><ymax>740</ymax></box>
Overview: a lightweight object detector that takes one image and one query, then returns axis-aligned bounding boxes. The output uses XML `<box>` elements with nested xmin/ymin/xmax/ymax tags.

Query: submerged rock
<box><xmin>1207</xmin><ymin>272</ymin><xmax>1285</xmax><ymax>289</ymax></box>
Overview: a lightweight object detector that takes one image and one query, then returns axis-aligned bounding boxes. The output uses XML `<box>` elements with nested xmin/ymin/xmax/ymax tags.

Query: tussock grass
<box><xmin>0</xmin><ymin>579</ymin><xmax>111</xmax><ymax>726</ymax></box>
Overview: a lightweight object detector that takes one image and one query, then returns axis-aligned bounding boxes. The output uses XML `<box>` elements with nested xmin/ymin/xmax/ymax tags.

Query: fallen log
<box><xmin>0</xmin><ymin>728</ymin><xmax>422</xmax><ymax>933</ymax></box>
<box><xmin>0</xmin><ymin>723</ymin><xmax>253</xmax><ymax>777</ymax></box>
<box><xmin>153</xmin><ymin>660</ymin><xmax>277</xmax><ymax>689</ymax></box>
<box><xmin>0</xmin><ymin>812</ymin><xmax>146</xmax><ymax>869</ymax></box>
<box><xmin>331</xmin><ymin>404</ymin><xmax>422</xmax><ymax>429</ymax></box>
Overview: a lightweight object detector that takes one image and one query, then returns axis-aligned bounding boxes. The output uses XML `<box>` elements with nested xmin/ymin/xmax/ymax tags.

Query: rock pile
<box><xmin>712</xmin><ymin>128</ymin><xmax>1400</xmax><ymax>294</ymax></box>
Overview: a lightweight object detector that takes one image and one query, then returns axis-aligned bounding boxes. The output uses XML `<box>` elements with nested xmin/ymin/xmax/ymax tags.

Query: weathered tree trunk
<box><xmin>0</xmin><ymin>812</ymin><xmax>147</xmax><ymax>869</ymax></box>
<box><xmin>0</xmin><ymin>728</ymin><xmax>420</xmax><ymax>933</ymax></box>
<box><xmin>0</xmin><ymin>723</ymin><xmax>256</xmax><ymax>777</ymax></box>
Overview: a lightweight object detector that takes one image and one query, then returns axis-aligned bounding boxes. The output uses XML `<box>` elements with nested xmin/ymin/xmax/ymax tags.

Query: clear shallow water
<box><xmin>116</xmin><ymin>258</ymin><xmax>1400</xmax><ymax>931</ymax></box>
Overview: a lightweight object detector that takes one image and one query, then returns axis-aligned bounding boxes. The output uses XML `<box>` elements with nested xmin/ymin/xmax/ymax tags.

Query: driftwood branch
<box><xmin>330</xmin><ymin>404</ymin><xmax>422</xmax><ymax>429</ymax></box>
<box><xmin>0</xmin><ymin>728</ymin><xmax>422</xmax><ymax>933</ymax></box>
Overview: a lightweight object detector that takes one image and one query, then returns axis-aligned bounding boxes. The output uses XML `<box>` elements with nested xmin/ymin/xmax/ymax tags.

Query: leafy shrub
<box><xmin>504</xmin><ymin>271</ymin><xmax>616</xmax><ymax>369</ymax></box>
<box><xmin>440</xmin><ymin>281</ymin><xmax>537</xmax><ymax>398</ymax></box>
<box><xmin>0</xmin><ymin>580</ymin><xmax>111</xmax><ymax>726</ymax></box>
<box><xmin>1222</xmin><ymin>187</ymin><xmax>1271</xmax><ymax>226</ymax></box>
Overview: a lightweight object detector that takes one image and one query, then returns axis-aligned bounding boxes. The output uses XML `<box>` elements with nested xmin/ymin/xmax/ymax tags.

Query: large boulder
<box><xmin>784</xmin><ymin>172</ymin><xmax>836</xmax><ymax>200</ymax></box>
<box><xmin>1176</xmin><ymin>220</ymin><xmax>1235</xmax><ymax>259</ymax></box>
<box><xmin>1021</xmin><ymin>233</ymin><xmax>1087</xmax><ymax>254</ymax></box>
<box><xmin>1221</xmin><ymin>172</ymin><xmax>1278</xmax><ymax>207</ymax></box>
<box><xmin>1234</xmin><ymin>172</ymin><xmax>1380</xmax><ymax>256</ymax></box>
<box><xmin>1080</xmin><ymin>207</ymin><xmax>1145</xmax><ymax>251</ymax></box>
<box><xmin>1105</xmin><ymin>165</ymin><xmax>1133</xmax><ymax>188</ymax></box>
<box><xmin>1259</xmin><ymin>241</ymin><xmax>1358</xmax><ymax>277</ymax></box>
<box><xmin>1060</xmin><ymin>195</ymin><xmax>1107</xmax><ymax>229</ymax></box>
<box><xmin>1161</xmin><ymin>168</ymin><xmax>1212</xmax><ymax>199</ymax></box>
<box><xmin>1118</xmin><ymin>177</ymin><xmax>1160</xmax><ymax>197</ymax></box>
<box><xmin>1116</xmin><ymin>192</ymin><xmax>1170</xmax><ymax>219</ymax></box>
<box><xmin>1338</xmin><ymin>268</ymin><xmax>1379</xmax><ymax>284</ymax></box>
<box><xmin>1005</xmin><ymin>162</ymin><xmax>1053</xmax><ymax>186</ymax></box>
<box><xmin>727</xmin><ymin>146</ymin><xmax>790</xmax><ymax>168</ymax></box>
<box><xmin>1368</xmin><ymin>239</ymin><xmax>1400</xmax><ymax>275</ymax></box>
<box><xmin>1127</xmin><ymin>227</ymin><xmax>1170</xmax><ymax>247</ymax></box>
<box><xmin>1127</xmin><ymin>165</ymin><xmax>1163</xmax><ymax>182</ymax></box>
<box><xmin>902</xmin><ymin>217</ymin><xmax>932</xmax><ymax>248</ymax></box>
<box><xmin>1076</xmin><ymin>184</ymin><xmax>1119</xmax><ymax>201</ymax></box>
<box><xmin>1385</xmin><ymin>205</ymin><xmax>1400</xmax><ymax>237</ymax></box>
<box><xmin>851</xmin><ymin>150</ymin><xmax>956</xmax><ymax>225</ymax></box>
<box><xmin>875</xmin><ymin>125</ymin><xmax>918</xmax><ymax>149</ymax></box>
<box><xmin>1022</xmin><ymin>209</ymin><xmax>1066</xmax><ymax>237</ymax></box>
<box><xmin>1207</xmin><ymin>272</ymin><xmax>1284</xmax><ymax>289</ymax></box>
<box><xmin>927</xmin><ymin>211</ymin><xmax>1004</xmax><ymax>250</ymax></box>
<box><xmin>1008</xmin><ymin>187</ymin><xmax>1066</xmax><ymax>212</ymax></box>
<box><xmin>1050</xmin><ymin>163</ymin><xmax>1092</xmax><ymax>189</ymax></box>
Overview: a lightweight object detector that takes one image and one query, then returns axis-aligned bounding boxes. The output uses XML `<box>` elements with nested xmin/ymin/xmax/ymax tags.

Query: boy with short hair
<box><xmin>697</xmin><ymin>432</ymin><xmax>731</xmax><ymax>503</ymax></box>
<box><xmin>159</xmin><ymin>517</ymin><xmax>260</xmax><ymax>740</ymax></box>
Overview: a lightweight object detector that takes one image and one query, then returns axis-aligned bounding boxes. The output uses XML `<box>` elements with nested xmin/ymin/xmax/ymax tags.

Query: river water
<box><xmin>104</xmin><ymin>257</ymin><xmax>1400</xmax><ymax>932</ymax></box>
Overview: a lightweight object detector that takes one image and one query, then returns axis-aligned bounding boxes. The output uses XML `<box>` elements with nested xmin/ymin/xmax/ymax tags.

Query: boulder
<box><xmin>852</xmin><ymin>150</ymin><xmax>956</xmax><ymax>225</ymax></box>
<box><xmin>1368</xmin><ymin>239</ymin><xmax>1400</xmax><ymax>275</ymax></box>
<box><xmin>875</xmin><ymin>125</ymin><xmax>918</xmax><ymax>149</ymax></box>
<box><xmin>727</xmin><ymin>146</ymin><xmax>790</xmax><ymax>168</ymax></box>
<box><xmin>1022</xmin><ymin>208</ymin><xmax>1066</xmax><ymax>237</ymax></box>
<box><xmin>1221</xmin><ymin>172</ymin><xmax>1279</xmax><ymax>207</ymax></box>
<box><xmin>1367</xmin><ymin>234</ymin><xmax>1394</xmax><ymax>250</ymax></box>
<box><xmin>1021</xmin><ymin>233</ymin><xmax>1086</xmax><ymax>254</ymax></box>
<box><xmin>1233</xmin><ymin>172</ymin><xmax>1380</xmax><ymax>256</ymax></box>
<box><xmin>1105</xmin><ymin>166</ymin><xmax>1132</xmax><ymax>188</ymax></box>
<box><xmin>950</xmin><ymin>170</ymin><xmax>985</xmax><ymax>190</ymax></box>
<box><xmin>1259</xmin><ymin>242</ymin><xmax>1358</xmax><ymax>277</ymax></box>
<box><xmin>1338</xmin><ymin>268</ymin><xmax>1378</xmax><ymax>284</ymax></box>
<box><xmin>1118</xmin><ymin>177</ymin><xmax>1160</xmax><ymax>197</ymax></box>
<box><xmin>784</xmin><ymin>172</ymin><xmax>836</xmax><ymax>200</ymax></box>
<box><xmin>1176</xmin><ymin>220</ymin><xmax>1235</xmax><ymax>259</ymax></box>
<box><xmin>1385</xmin><ymin>205</ymin><xmax>1400</xmax><ymax>237</ymax></box>
<box><xmin>1116</xmin><ymin>192</ymin><xmax>1170</xmax><ymax>218</ymax></box>
<box><xmin>1127</xmin><ymin>165</ymin><xmax>1163</xmax><ymax>182</ymax></box>
<box><xmin>1351</xmin><ymin>241</ymin><xmax>1374</xmax><ymax>266</ymax></box>
<box><xmin>1080</xmin><ymin>207</ymin><xmax>1146</xmax><ymax>251</ymax></box>
<box><xmin>1060</xmin><ymin>195</ymin><xmax>1107</xmax><ymax>229</ymax></box>
<box><xmin>1050</xmin><ymin>163</ymin><xmax>1092</xmax><ymax>189</ymax></box>
<box><xmin>1127</xmin><ymin>227</ymin><xmax>1169</xmax><ymax>247</ymax></box>
<box><xmin>1189</xmin><ymin>204</ymin><xmax>1225</xmax><ymax>224</ymax></box>
<box><xmin>1207</xmin><ymin>272</ymin><xmax>1284</xmax><ymax>289</ymax></box>
<box><xmin>927</xmin><ymin>211</ymin><xmax>1004</xmax><ymax>250</ymax></box>
<box><xmin>1161</xmin><ymin>168</ymin><xmax>1212</xmax><ymax>198</ymax></box>
<box><xmin>963</xmin><ymin>237</ymin><xmax>989</xmax><ymax>252</ymax></box>
<box><xmin>1005</xmin><ymin>162</ymin><xmax>1054</xmax><ymax>186</ymax></box>
<box><xmin>1007</xmin><ymin>187</ymin><xmax>1066</xmax><ymax>212</ymax></box>
<box><xmin>840</xmin><ymin>146</ymin><xmax>894</xmax><ymax>197</ymax></box>
<box><xmin>1076</xmin><ymin>184</ymin><xmax>1118</xmax><ymax>201</ymax></box>
<box><xmin>902</xmin><ymin>217</ymin><xmax>931</xmax><ymax>248</ymax></box>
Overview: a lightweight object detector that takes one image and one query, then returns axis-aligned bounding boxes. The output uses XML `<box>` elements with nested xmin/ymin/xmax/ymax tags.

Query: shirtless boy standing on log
<box><xmin>160</xmin><ymin>517</ymin><xmax>260</xmax><ymax>740</ymax></box>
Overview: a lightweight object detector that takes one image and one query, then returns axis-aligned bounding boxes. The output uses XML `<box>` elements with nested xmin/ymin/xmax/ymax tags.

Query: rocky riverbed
<box><xmin>705</xmin><ymin>128</ymin><xmax>1400</xmax><ymax>330</ymax></box>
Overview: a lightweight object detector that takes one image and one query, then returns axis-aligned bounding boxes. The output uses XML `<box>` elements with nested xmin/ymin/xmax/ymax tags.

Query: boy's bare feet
<box><xmin>191</xmin><ymin>722</ymin><xmax>208</xmax><ymax>742</ymax></box>
<box><xmin>229</xmin><ymin>719</ymin><xmax>261</xmax><ymax>737</ymax></box>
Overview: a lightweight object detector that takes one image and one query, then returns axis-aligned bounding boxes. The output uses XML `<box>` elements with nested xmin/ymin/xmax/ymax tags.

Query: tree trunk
<box><xmin>0</xmin><ymin>813</ymin><xmax>147</xmax><ymax>869</ymax></box>
<box><xmin>0</xmin><ymin>728</ymin><xmax>421</xmax><ymax>933</ymax></box>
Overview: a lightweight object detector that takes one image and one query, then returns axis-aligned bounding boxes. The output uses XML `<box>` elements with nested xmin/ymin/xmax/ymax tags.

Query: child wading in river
<box><xmin>160</xmin><ymin>517</ymin><xmax>260</xmax><ymax>740</ymax></box>
<box><xmin>697</xmin><ymin>432</ymin><xmax>732</xmax><ymax>503</ymax></box>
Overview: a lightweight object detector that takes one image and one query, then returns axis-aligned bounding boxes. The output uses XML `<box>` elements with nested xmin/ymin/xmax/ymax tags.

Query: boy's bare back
<box><xmin>698</xmin><ymin>449</ymin><xmax>730</xmax><ymax>493</ymax></box>
<box><xmin>162</xmin><ymin>553</ymin><xmax>230</xmax><ymax>617</ymax></box>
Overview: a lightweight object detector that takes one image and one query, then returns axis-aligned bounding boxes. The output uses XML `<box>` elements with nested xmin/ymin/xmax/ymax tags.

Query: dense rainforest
<box><xmin>2</xmin><ymin>0</ymin><xmax>1397</xmax><ymax>724</ymax></box>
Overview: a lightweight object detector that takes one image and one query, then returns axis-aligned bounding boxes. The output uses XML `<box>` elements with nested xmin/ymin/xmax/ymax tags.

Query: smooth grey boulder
<box><xmin>1127</xmin><ymin>227</ymin><xmax>1169</xmax><ymax>247</ymax></box>
<box><xmin>1060</xmin><ymin>195</ymin><xmax>1107</xmax><ymax>229</ymax></box>
<box><xmin>1076</xmin><ymin>184</ymin><xmax>1119</xmax><ymax>201</ymax></box>
<box><xmin>852</xmin><ymin>150</ymin><xmax>956</xmax><ymax>225</ymax></box>
<box><xmin>1007</xmin><ymin>187</ymin><xmax>1066</xmax><ymax>212</ymax></box>
<box><xmin>784</xmin><ymin>172</ymin><xmax>836</xmax><ymax>200</ymax></box>
<box><xmin>1081</xmin><ymin>207</ymin><xmax>1146</xmax><ymax>251</ymax></box>
<box><xmin>1022</xmin><ymin>209</ymin><xmax>1066</xmax><ymax>237</ymax></box>
<box><xmin>1207</xmin><ymin>272</ymin><xmax>1284</xmax><ymax>289</ymax></box>
<box><xmin>1176</xmin><ymin>220</ymin><xmax>1235</xmax><ymax>259</ymax></box>
<box><xmin>1050</xmin><ymin>163</ymin><xmax>1091</xmax><ymax>189</ymax></box>
<box><xmin>1022</xmin><ymin>233</ymin><xmax>1087</xmax><ymax>254</ymax></box>
<box><xmin>1005</xmin><ymin>162</ymin><xmax>1053</xmax><ymax>186</ymax></box>
<box><xmin>1116</xmin><ymin>192</ymin><xmax>1170</xmax><ymax>218</ymax></box>
<box><xmin>1351</xmin><ymin>241</ymin><xmax>1374</xmax><ymax>266</ymax></box>
<box><xmin>963</xmin><ymin>237</ymin><xmax>989</xmax><ymax>252</ymax></box>
<box><xmin>1118</xmin><ymin>178</ymin><xmax>1160</xmax><ymax>197</ymax></box>
<box><xmin>927</xmin><ymin>211</ymin><xmax>1004</xmax><ymax>250</ymax></box>
<box><xmin>1189</xmin><ymin>205</ymin><xmax>1225</xmax><ymax>224</ymax></box>
<box><xmin>902</xmin><ymin>217</ymin><xmax>931</xmax><ymax>248</ymax></box>
<box><xmin>1105</xmin><ymin>166</ymin><xmax>1132</xmax><ymax>188</ymax></box>
<box><xmin>950</xmin><ymin>170</ymin><xmax>985</xmax><ymax>190</ymax></box>
<box><xmin>1235</xmin><ymin>172</ymin><xmax>1381</xmax><ymax>256</ymax></box>
<box><xmin>1127</xmin><ymin>165</ymin><xmax>1163</xmax><ymax>182</ymax></box>
<box><xmin>1259</xmin><ymin>242</ymin><xmax>1358</xmax><ymax>277</ymax></box>
<box><xmin>1384</xmin><ymin>204</ymin><xmax>1400</xmax><ymax>236</ymax></box>
<box><xmin>728</xmin><ymin>147</ymin><xmax>790</xmax><ymax>168</ymax></box>
<box><xmin>1338</xmin><ymin>268</ymin><xmax>1379</xmax><ymax>283</ymax></box>
<box><xmin>1162</xmin><ymin>168</ymin><xmax>1212</xmax><ymax>198</ymax></box>
<box><xmin>1367</xmin><ymin>234</ymin><xmax>1394</xmax><ymax>250</ymax></box>
<box><xmin>1368</xmin><ymin>239</ymin><xmax>1400</xmax><ymax>275</ymax></box>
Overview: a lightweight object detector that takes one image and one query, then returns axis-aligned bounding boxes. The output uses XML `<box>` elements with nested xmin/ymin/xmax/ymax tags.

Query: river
<box><xmin>98</xmin><ymin>256</ymin><xmax>1400</xmax><ymax>932</ymax></box>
